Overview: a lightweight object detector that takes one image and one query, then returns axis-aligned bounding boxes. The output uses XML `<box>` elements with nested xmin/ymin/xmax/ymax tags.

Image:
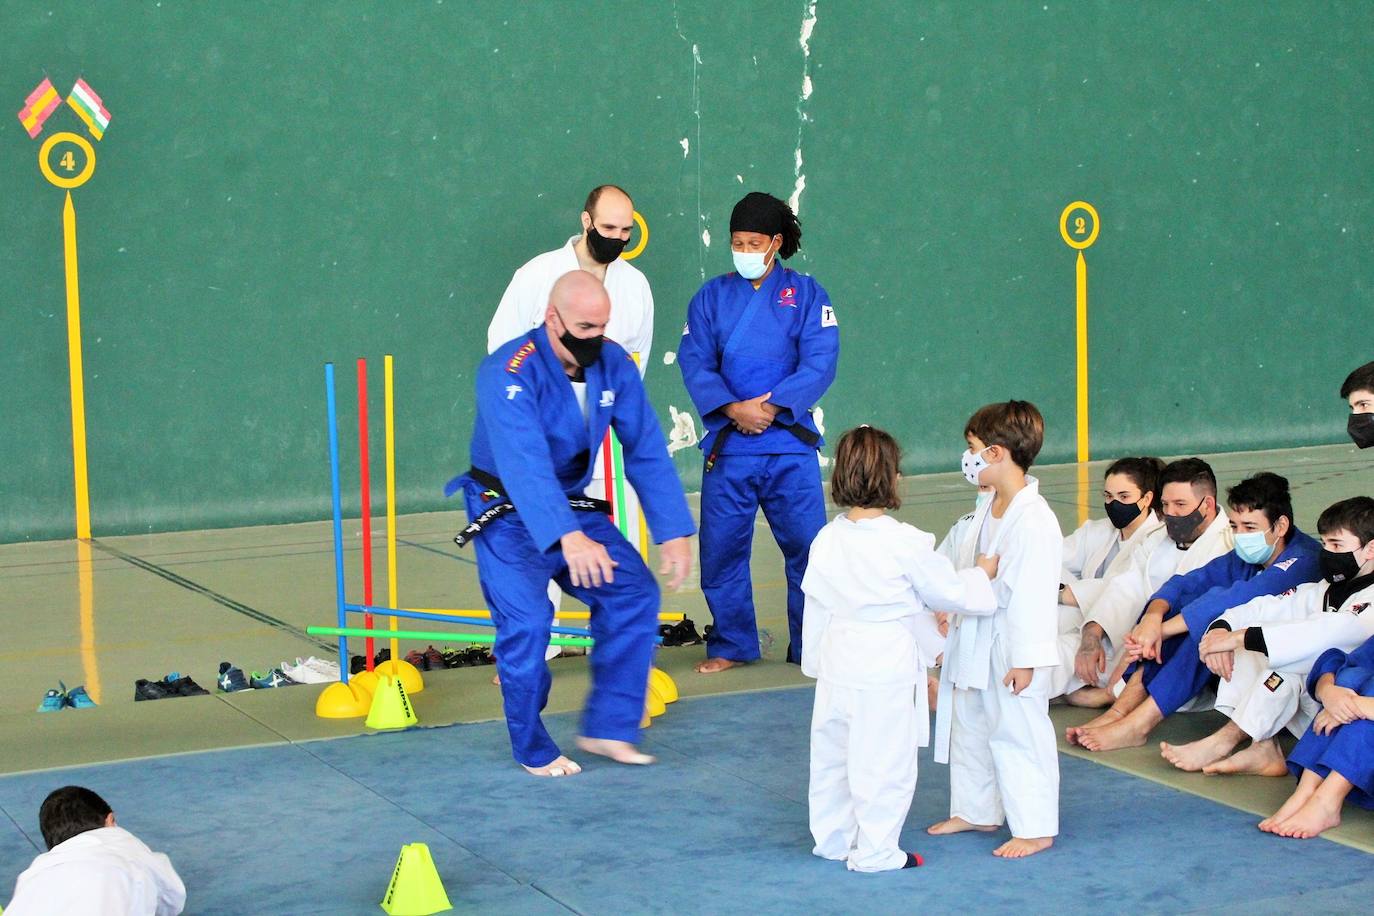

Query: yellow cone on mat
<box><xmin>645</xmin><ymin>687</ymin><xmax>667</xmax><ymax>718</ymax></box>
<box><xmin>366</xmin><ymin>674</ymin><xmax>418</xmax><ymax>729</ymax></box>
<box><xmin>315</xmin><ymin>681</ymin><xmax>372</xmax><ymax>719</ymax></box>
<box><xmin>375</xmin><ymin>658</ymin><xmax>425</xmax><ymax>694</ymax></box>
<box><xmin>381</xmin><ymin>843</ymin><xmax>452</xmax><ymax>915</ymax></box>
<box><xmin>648</xmin><ymin>667</ymin><xmax>678</xmax><ymax>704</ymax></box>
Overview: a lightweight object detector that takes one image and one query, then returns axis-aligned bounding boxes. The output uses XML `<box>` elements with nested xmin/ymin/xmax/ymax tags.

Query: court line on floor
<box><xmin>0</xmin><ymin>799</ymin><xmax>39</xmax><ymax>853</ymax></box>
<box><xmin>398</xmin><ymin>537</ymin><xmax>478</xmax><ymax>565</ymax></box>
<box><xmin>89</xmin><ymin>539</ymin><xmax>335</xmax><ymax>654</ymax></box>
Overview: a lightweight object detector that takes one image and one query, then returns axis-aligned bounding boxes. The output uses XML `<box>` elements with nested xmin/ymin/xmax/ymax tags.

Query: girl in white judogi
<box><xmin>929</xmin><ymin>402</ymin><xmax>1063</xmax><ymax>859</ymax></box>
<box><xmin>803</xmin><ymin>426</ymin><xmax>998</xmax><ymax>873</ymax></box>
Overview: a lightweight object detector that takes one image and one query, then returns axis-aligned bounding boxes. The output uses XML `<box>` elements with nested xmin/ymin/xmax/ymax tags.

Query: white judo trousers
<box><xmin>1213</xmin><ymin>648</ymin><xmax>1317</xmax><ymax>741</ymax></box>
<box><xmin>803</xmin><ymin>514</ymin><xmax>994</xmax><ymax>872</ymax></box>
<box><xmin>487</xmin><ymin>236</ymin><xmax>655</xmax><ymax>657</ymax></box>
<box><xmin>935</xmin><ymin>479</ymin><xmax>1063</xmax><ymax>839</ymax></box>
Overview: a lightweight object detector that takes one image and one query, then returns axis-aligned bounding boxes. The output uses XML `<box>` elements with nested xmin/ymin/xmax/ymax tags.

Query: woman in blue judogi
<box><xmin>678</xmin><ymin>192</ymin><xmax>840</xmax><ymax>672</ymax></box>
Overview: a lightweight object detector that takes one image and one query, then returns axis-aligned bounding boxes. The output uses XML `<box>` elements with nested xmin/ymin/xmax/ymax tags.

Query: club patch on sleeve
<box><xmin>820</xmin><ymin>304</ymin><xmax>837</xmax><ymax>327</ymax></box>
<box><xmin>1264</xmin><ymin>672</ymin><xmax>1284</xmax><ymax>692</ymax></box>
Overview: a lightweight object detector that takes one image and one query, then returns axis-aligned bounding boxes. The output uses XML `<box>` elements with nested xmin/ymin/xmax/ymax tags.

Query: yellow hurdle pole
<box><xmin>385</xmin><ymin>355</ymin><xmax>399</xmax><ymax>661</ymax></box>
<box><xmin>63</xmin><ymin>193</ymin><xmax>92</xmax><ymax>540</ymax></box>
<box><xmin>1075</xmin><ymin>250</ymin><xmax>1090</xmax><ymax>527</ymax></box>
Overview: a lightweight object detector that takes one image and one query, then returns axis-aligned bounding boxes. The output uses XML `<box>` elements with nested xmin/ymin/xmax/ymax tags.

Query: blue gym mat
<box><xmin>2</xmin><ymin>687</ymin><xmax>1372</xmax><ymax>914</ymax></box>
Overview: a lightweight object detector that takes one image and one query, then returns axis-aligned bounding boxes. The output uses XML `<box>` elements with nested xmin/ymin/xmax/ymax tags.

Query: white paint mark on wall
<box><xmin>790</xmin><ymin>1</ymin><xmax>819</xmax><ymax>217</ymax></box>
<box><xmin>667</xmin><ymin>405</ymin><xmax>699</xmax><ymax>455</ymax></box>
<box><xmin>662</xmin><ymin>351</ymin><xmax>677</xmax><ymax>365</ymax></box>
<box><xmin>680</xmin><ymin>137</ymin><xmax>690</xmax><ymax>157</ymax></box>
<box><xmin>735</xmin><ymin>174</ymin><xmax>744</xmax><ymax>184</ymax></box>
<box><xmin>701</xmin><ymin>228</ymin><xmax>711</xmax><ymax>248</ymax></box>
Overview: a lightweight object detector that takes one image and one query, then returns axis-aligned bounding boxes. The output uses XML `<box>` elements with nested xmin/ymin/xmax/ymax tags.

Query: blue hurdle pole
<box><xmin>326</xmin><ymin>363</ymin><xmax>350</xmax><ymax>684</ymax></box>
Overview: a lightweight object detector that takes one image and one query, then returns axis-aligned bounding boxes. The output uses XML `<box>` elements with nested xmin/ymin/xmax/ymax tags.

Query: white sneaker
<box><xmin>302</xmin><ymin>655</ymin><xmax>341</xmax><ymax>680</ymax></box>
<box><xmin>281</xmin><ymin>657</ymin><xmax>333</xmax><ymax>684</ymax></box>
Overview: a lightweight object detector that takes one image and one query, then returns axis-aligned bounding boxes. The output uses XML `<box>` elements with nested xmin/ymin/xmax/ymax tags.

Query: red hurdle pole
<box><xmin>358</xmin><ymin>358</ymin><xmax>376</xmax><ymax>669</ymax></box>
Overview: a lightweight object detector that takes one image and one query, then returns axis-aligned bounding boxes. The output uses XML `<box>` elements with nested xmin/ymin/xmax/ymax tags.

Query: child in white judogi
<box><xmin>929</xmin><ymin>401</ymin><xmax>1064</xmax><ymax>859</ymax></box>
<box><xmin>803</xmin><ymin>426</ymin><xmax>998</xmax><ymax>873</ymax></box>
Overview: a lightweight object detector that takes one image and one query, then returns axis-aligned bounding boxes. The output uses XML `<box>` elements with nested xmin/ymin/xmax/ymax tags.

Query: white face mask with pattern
<box><xmin>961</xmin><ymin>447</ymin><xmax>992</xmax><ymax>486</ymax></box>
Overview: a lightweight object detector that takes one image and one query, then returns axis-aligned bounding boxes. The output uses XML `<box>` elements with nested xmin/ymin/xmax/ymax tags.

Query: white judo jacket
<box><xmin>1061</xmin><ymin>515</ymin><xmax>1165</xmax><ymax>610</ymax></box>
<box><xmin>5</xmin><ymin>826</ymin><xmax>186</xmax><ymax>916</ymax></box>
<box><xmin>1082</xmin><ymin>509</ymin><xmax>1233</xmax><ymax>654</ymax></box>
<box><xmin>487</xmin><ymin>235</ymin><xmax>655</xmax><ymax>373</ymax></box>
<box><xmin>1220</xmin><ymin>578</ymin><xmax>1374</xmax><ymax>673</ymax></box>
<box><xmin>801</xmin><ymin>514</ymin><xmax>996</xmax><ymax>745</ymax></box>
<box><xmin>933</xmin><ymin>478</ymin><xmax>1064</xmax><ymax>762</ymax></box>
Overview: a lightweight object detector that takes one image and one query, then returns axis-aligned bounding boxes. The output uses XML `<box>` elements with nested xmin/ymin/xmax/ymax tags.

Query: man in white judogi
<box><xmin>487</xmin><ymin>185</ymin><xmax>655</xmax><ymax>662</ymax></box>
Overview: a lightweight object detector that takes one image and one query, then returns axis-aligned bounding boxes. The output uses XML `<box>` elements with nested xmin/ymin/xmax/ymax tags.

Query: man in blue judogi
<box><xmin>678</xmin><ymin>192</ymin><xmax>840</xmax><ymax>672</ymax></box>
<box><xmin>448</xmin><ymin>270</ymin><xmax>694</xmax><ymax>776</ymax></box>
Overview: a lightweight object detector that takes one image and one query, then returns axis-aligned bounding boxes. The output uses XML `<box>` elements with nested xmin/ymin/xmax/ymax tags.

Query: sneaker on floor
<box><xmin>300</xmin><ymin>656</ymin><xmax>341</xmax><ymax>680</ymax></box>
<box><xmin>440</xmin><ymin>647</ymin><xmax>465</xmax><ymax>669</ymax></box>
<box><xmin>39</xmin><ymin>688</ymin><xmax>67</xmax><ymax>712</ymax></box>
<box><xmin>65</xmin><ymin>685</ymin><xmax>97</xmax><ymax>709</ymax></box>
<box><xmin>249</xmin><ymin>668</ymin><xmax>295</xmax><ymax>689</ymax></box>
<box><xmin>404</xmin><ymin>649</ymin><xmax>429</xmax><ymax>671</ymax></box>
<box><xmin>350</xmin><ymin>654</ymin><xmax>368</xmax><ymax>675</ymax></box>
<box><xmin>373</xmin><ymin>648</ymin><xmax>392</xmax><ymax>667</ymax></box>
<box><xmin>163</xmin><ymin>673</ymin><xmax>210</xmax><ymax>697</ymax></box>
<box><xmin>134</xmin><ymin>678</ymin><xmax>172</xmax><ymax>701</ymax></box>
<box><xmin>217</xmin><ymin>662</ymin><xmax>252</xmax><ymax>693</ymax></box>
<box><xmin>423</xmin><ymin>645</ymin><xmax>446</xmax><ymax>671</ymax></box>
<box><xmin>281</xmin><ymin>658</ymin><xmax>331</xmax><ymax>685</ymax></box>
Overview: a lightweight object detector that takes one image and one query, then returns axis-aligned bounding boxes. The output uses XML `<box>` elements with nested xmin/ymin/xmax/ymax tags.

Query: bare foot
<box><xmin>927</xmin><ymin>816</ymin><xmax>998</xmax><ymax>836</ymax></box>
<box><xmin>694</xmin><ymin>657</ymin><xmax>743</xmax><ymax>674</ymax></box>
<box><xmin>1260</xmin><ymin>783</ymin><xmax>1318</xmax><ymax>833</ymax></box>
<box><xmin>1077</xmin><ymin>717</ymin><xmax>1149</xmax><ymax>752</ymax></box>
<box><xmin>1275</xmin><ymin>796</ymin><xmax>1342</xmax><ymax>839</ymax></box>
<box><xmin>1203</xmin><ymin>739</ymin><xmax>1289</xmax><ymax>777</ymax></box>
<box><xmin>491</xmin><ymin>672</ymin><xmax>501</xmax><ymax>686</ymax></box>
<box><xmin>1065</xmin><ymin>706</ymin><xmax>1125</xmax><ymax>745</ymax></box>
<box><xmin>993</xmin><ymin>836</ymin><xmax>1053</xmax><ymax>858</ymax></box>
<box><xmin>1064</xmin><ymin>686</ymin><xmax>1115</xmax><ymax>708</ymax></box>
<box><xmin>1160</xmin><ymin>732</ymin><xmax>1241</xmax><ymax>772</ymax></box>
<box><xmin>522</xmin><ymin>755</ymin><xmax>582</xmax><ymax>777</ymax></box>
<box><xmin>574</xmin><ymin>736</ymin><xmax>656</xmax><ymax>765</ymax></box>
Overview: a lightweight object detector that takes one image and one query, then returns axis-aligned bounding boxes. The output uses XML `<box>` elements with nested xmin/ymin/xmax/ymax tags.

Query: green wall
<box><xmin>2</xmin><ymin>1</ymin><xmax>1370</xmax><ymax>543</ymax></box>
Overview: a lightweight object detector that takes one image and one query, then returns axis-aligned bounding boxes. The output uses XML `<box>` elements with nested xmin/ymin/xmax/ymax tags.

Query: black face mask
<box><xmin>554</xmin><ymin>310</ymin><xmax>604</xmax><ymax>367</ymax></box>
<box><xmin>1349</xmin><ymin>412</ymin><xmax>1374</xmax><ymax>449</ymax></box>
<box><xmin>1319</xmin><ymin>547</ymin><xmax>1366</xmax><ymax>584</ymax></box>
<box><xmin>1164</xmin><ymin>498</ymin><xmax>1207</xmax><ymax>546</ymax></box>
<box><xmin>585</xmin><ymin>224</ymin><xmax>628</xmax><ymax>264</ymax></box>
<box><xmin>1104</xmin><ymin>499</ymin><xmax>1143</xmax><ymax>531</ymax></box>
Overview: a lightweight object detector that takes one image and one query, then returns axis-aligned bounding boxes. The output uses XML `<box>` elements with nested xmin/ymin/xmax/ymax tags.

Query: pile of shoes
<box><xmin>134</xmin><ymin>672</ymin><xmax>210</xmax><ymax>701</ymax></box>
<box><xmin>658</xmin><ymin>617</ymin><xmax>705</xmax><ymax>647</ymax></box>
<box><xmin>352</xmin><ymin>645</ymin><xmax>495</xmax><ymax>673</ymax></box>
<box><xmin>350</xmin><ymin>647</ymin><xmax>392</xmax><ymax>675</ymax></box>
<box><xmin>216</xmin><ymin>661</ymin><xmax>319</xmax><ymax>692</ymax></box>
<box><xmin>441</xmin><ymin>646</ymin><xmax>494</xmax><ymax>668</ymax></box>
<box><xmin>38</xmin><ymin>681</ymin><xmax>97</xmax><ymax>712</ymax></box>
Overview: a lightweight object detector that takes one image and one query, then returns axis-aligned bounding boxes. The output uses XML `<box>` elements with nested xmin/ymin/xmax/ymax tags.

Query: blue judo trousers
<box><xmin>1288</xmin><ymin>636</ymin><xmax>1374</xmax><ymax>808</ymax></box>
<box><xmin>678</xmin><ymin>264</ymin><xmax>838</xmax><ymax>664</ymax></box>
<box><xmin>1132</xmin><ymin>532</ymin><xmax>1320</xmax><ymax>714</ymax></box>
<box><xmin>449</xmin><ymin>327</ymin><xmax>695</xmax><ymax>768</ymax></box>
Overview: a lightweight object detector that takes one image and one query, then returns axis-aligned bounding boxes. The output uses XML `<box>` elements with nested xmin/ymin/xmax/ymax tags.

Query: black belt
<box><xmin>454</xmin><ymin>467</ymin><xmax>611</xmax><ymax>547</ymax></box>
<box><xmin>704</xmin><ymin>421</ymin><xmax>821</xmax><ymax>472</ymax></box>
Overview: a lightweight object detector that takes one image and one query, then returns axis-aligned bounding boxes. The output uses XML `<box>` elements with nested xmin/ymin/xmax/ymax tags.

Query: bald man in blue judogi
<box><xmin>449</xmin><ymin>270</ymin><xmax>694</xmax><ymax>776</ymax></box>
<box><xmin>678</xmin><ymin>192</ymin><xmax>839</xmax><ymax>672</ymax></box>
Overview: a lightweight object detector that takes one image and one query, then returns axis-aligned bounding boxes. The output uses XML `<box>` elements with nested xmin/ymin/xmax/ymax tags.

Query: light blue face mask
<box><xmin>1234</xmin><ymin>528</ymin><xmax>1276</xmax><ymax>565</ymax></box>
<box><xmin>732</xmin><ymin>247</ymin><xmax>774</xmax><ymax>280</ymax></box>
<box><xmin>975</xmin><ymin>490</ymin><xmax>993</xmax><ymax>512</ymax></box>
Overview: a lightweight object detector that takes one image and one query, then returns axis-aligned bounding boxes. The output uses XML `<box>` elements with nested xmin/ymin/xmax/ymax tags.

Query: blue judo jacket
<box><xmin>677</xmin><ymin>265</ymin><xmax>839</xmax><ymax>455</ymax></box>
<box><xmin>1153</xmin><ymin>529</ymin><xmax>1321</xmax><ymax>632</ymax></box>
<box><xmin>457</xmin><ymin>326</ymin><xmax>696</xmax><ymax>552</ymax></box>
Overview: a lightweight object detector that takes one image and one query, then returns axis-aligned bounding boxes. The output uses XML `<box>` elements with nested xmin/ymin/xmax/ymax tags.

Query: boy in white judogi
<box><xmin>929</xmin><ymin>401</ymin><xmax>1063</xmax><ymax>859</ymax></box>
<box><xmin>804</xmin><ymin>427</ymin><xmax>998</xmax><ymax>872</ymax></box>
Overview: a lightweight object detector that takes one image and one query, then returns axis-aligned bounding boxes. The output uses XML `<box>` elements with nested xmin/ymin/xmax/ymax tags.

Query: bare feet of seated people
<box><xmin>1272</xmin><ymin>794</ymin><xmax>1344</xmax><ymax>839</ymax></box>
<box><xmin>1260</xmin><ymin>780</ymin><xmax>1319</xmax><ymax>834</ymax></box>
<box><xmin>993</xmin><ymin>836</ymin><xmax>1054</xmax><ymax>859</ymax></box>
<box><xmin>1076</xmin><ymin>713</ymin><xmax>1154</xmax><ymax>752</ymax></box>
<box><xmin>574</xmin><ymin>736</ymin><xmax>656</xmax><ymax>765</ymax></box>
<box><xmin>522</xmin><ymin>755</ymin><xmax>582</xmax><ymax>778</ymax></box>
<box><xmin>1065</xmin><ymin>705</ymin><xmax>1125</xmax><ymax>746</ymax></box>
<box><xmin>1202</xmin><ymin>738</ymin><xmax>1290</xmax><ymax>777</ymax></box>
<box><xmin>926</xmin><ymin>816</ymin><xmax>998</xmax><ymax>836</ymax></box>
<box><xmin>1063</xmin><ymin>685</ymin><xmax>1116</xmax><ymax>709</ymax></box>
<box><xmin>694</xmin><ymin>657</ymin><xmax>744</xmax><ymax>674</ymax></box>
<box><xmin>1160</xmin><ymin>730</ymin><xmax>1244</xmax><ymax>772</ymax></box>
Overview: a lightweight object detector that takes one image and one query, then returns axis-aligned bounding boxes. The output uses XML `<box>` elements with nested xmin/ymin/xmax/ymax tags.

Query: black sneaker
<box><xmin>161</xmin><ymin>673</ymin><xmax>209</xmax><ymax>697</ymax></box>
<box><xmin>134</xmin><ymin>678</ymin><xmax>172</xmax><ymax>701</ymax></box>
<box><xmin>659</xmin><ymin>618</ymin><xmax>703</xmax><ymax>647</ymax></box>
<box><xmin>463</xmin><ymin>646</ymin><xmax>493</xmax><ymax>667</ymax></box>
<box><xmin>373</xmin><ymin>648</ymin><xmax>392</xmax><ymax>667</ymax></box>
<box><xmin>440</xmin><ymin>647</ymin><xmax>465</xmax><ymax>669</ymax></box>
<box><xmin>350</xmin><ymin>654</ymin><xmax>368</xmax><ymax>675</ymax></box>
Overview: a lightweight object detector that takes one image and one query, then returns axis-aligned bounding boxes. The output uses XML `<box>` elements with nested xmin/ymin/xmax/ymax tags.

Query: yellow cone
<box><xmin>375</xmin><ymin>658</ymin><xmax>425</xmax><ymax>694</ymax></box>
<box><xmin>366</xmin><ymin>674</ymin><xmax>418</xmax><ymax>730</ymax></box>
<box><xmin>645</xmin><ymin>686</ymin><xmax>667</xmax><ymax>718</ymax></box>
<box><xmin>648</xmin><ymin>667</ymin><xmax>679</xmax><ymax>704</ymax></box>
<box><xmin>381</xmin><ymin>842</ymin><xmax>452</xmax><ymax>915</ymax></box>
<box><xmin>315</xmin><ymin>681</ymin><xmax>372</xmax><ymax>719</ymax></box>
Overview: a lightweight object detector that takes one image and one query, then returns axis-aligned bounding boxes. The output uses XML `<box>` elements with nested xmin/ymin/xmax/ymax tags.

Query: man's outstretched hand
<box><xmin>658</xmin><ymin>537</ymin><xmax>693</xmax><ymax>590</ymax></box>
<box><xmin>561</xmin><ymin>530</ymin><xmax>618</xmax><ymax>588</ymax></box>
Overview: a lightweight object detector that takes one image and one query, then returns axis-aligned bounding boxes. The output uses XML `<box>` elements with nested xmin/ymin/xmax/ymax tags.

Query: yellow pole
<box><xmin>76</xmin><ymin>538</ymin><xmax>101</xmax><ymax>703</ymax></box>
<box><xmin>63</xmin><ymin>192</ymin><xmax>92</xmax><ymax>540</ymax></box>
<box><xmin>385</xmin><ymin>355</ymin><xmax>399</xmax><ymax>661</ymax></box>
<box><xmin>1075</xmin><ymin>250</ymin><xmax>1090</xmax><ymax>526</ymax></box>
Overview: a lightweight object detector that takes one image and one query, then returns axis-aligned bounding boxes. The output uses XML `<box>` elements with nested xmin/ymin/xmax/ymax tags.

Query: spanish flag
<box><xmin>17</xmin><ymin>78</ymin><xmax>61</xmax><ymax>138</ymax></box>
<box><xmin>66</xmin><ymin>78</ymin><xmax>111</xmax><ymax>140</ymax></box>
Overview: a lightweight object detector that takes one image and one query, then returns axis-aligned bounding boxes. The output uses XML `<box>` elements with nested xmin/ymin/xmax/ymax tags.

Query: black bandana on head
<box><xmin>729</xmin><ymin>192</ymin><xmax>787</xmax><ymax>237</ymax></box>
